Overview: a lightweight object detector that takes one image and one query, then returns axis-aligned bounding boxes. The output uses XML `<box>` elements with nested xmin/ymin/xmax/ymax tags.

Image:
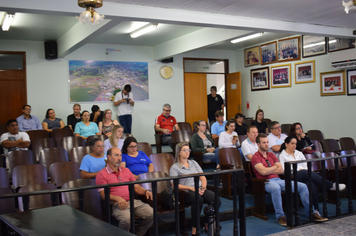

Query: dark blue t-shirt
<box><xmin>122</xmin><ymin>151</ymin><xmax>152</xmax><ymax>175</ymax></box>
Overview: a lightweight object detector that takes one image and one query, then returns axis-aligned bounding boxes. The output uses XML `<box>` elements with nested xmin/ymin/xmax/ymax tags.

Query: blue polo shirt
<box><xmin>211</xmin><ymin>121</ymin><xmax>227</xmax><ymax>136</ymax></box>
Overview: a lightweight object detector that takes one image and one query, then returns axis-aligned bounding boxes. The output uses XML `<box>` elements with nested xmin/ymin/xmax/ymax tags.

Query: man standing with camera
<box><xmin>114</xmin><ymin>84</ymin><xmax>135</xmax><ymax>134</ymax></box>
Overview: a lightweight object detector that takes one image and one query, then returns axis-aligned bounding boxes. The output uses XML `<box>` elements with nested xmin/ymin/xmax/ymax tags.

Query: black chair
<box><xmin>70</xmin><ymin>146</ymin><xmax>91</xmax><ymax>164</ymax></box>
<box><xmin>26</xmin><ymin>130</ymin><xmax>50</xmax><ymax>148</ymax></box>
<box><xmin>137</xmin><ymin>142</ymin><xmax>153</xmax><ymax>157</ymax></box>
<box><xmin>38</xmin><ymin>147</ymin><xmax>69</xmax><ymax>176</ymax></box>
<box><xmin>31</xmin><ymin>138</ymin><xmax>56</xmax><ymax>161</ymax></box>
<box><xmin>171</xmin><ymin>130</ymin><xmax>191</xmax><ymax>157</ymax></box>
<box><xmin>18</xmin><ymin>183</ymin><xmax>57</xmax><ymax>211</ymax></box>
<box><xmin>281</xmin><ymin>124</ymin><xmax>291</xmax><ymax>135</ymax></box>
<box><xmin>49</xmin><ymin>161</ymin><xmax>81</xmax><ymax>188</ymax></box>
<box><xmin>149</xmin><ymin>153</ymin><xmax>175</xmax><ymax>175</ymax></box>
<box><xmin>307</xmin><ymin>130</ymin><xmax>324</xmax><ymax>142</ymax></box>
<box><xmin>86</xmin><ymin>135</ymin><xmax>108</xmax><ymax>146</ymax></box>
<box><xmin>311</xmin><ymin>140</ymin><xmax>323</xmax><ymax>153</ymax></box>
<box><xmin>51</xmin><ymin>126</ymin><xmax>73</xmax><ymax>145</ymax></box>
<box><xmin>321</xmin><ymin>139</ymin><xmax>341</xmax><ymax>153</ymax></box>
<box><xmin>177</xmin><ymin>122</ymin><xmax>192</xmax><ymax>134</ymax></box>
<box><xmin>7</xmin><ymin>150</ymin><xmax>36</xmax><ymax>180</ymax></box>
<box><xmin>59</xmin><ymin>136</ymin><xmax>86</xmax><ymax>155</ymax></box>
<box><xmin>12</xmin><ymin>164</ymin><xmax>48</xmax><ymax>190</ymax></box>
<box><xmin>340</xmin><ymin>137</ymin><xmax>356</xmax><ymax>151</ymax></box>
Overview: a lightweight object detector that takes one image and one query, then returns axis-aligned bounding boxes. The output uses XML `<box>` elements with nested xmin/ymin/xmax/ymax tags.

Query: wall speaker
<box><xmin>161</xmin><ymin>57</ymin><xmax>173</xmax><ymax>63</ymax></box>
<box><xmin>44</xmin><ymin>41</ymin><xmax>58</xmax><ymax>60</ymax></box>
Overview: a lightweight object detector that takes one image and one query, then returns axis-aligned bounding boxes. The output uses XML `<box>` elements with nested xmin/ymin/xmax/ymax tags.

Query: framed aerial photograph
<box><xmin>270</xmin><ymin>64</ymin><xmax>291</xmax><ymax>88</ymax></box>
<box><xmin>320</xmin><ymin>70</ymin><xmax>346</xmax><ymax>96</ymax></box>
<box><xmin>295</xmin><ymin>60</ymin><xmax>315</xmax><ymax>84</ymax></box>
<box><xmin>328</xmin><ymin>37</ymin><xmax>355</xmax><ymax>52</ymax></box>
<box><xmin>250</xmin><ymin>67</ymin><xmax>270</xmax><ymax>91</ymax></box>
<box><xmin>244</xmin><ymin>46</ymin><xmax>260</xmax><ymax>67</ymax></box>
<box><xmin>260</xmin><ymin>41</ymin><xmax>277</xmax><ymax>65</ymax></box>
<box><xmin>278</xmin><ymin>36</ymin><xmax>301</xmax><ymax>62</ymax></box>
<box><xmin>302</xmin><ymin>35</ymin><xmax>327</xmax><ymax>58</ymax></box>
<box><xmin>346</xmin><ymin>69</ymin><xmax>356</xmax><ymax>95</ymax></box>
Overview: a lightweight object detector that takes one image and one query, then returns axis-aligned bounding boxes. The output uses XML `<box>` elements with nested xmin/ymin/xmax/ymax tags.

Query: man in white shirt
<box><xmin>267</xmin><ymin>121</ymin><xmax>287</xmax><ymax>157</ymax></box>
<box><xmin>241</xmin><ymin>125</ymin><xmax>259</xmax><ymax>161</ymax></box>
<box><xmin>0</xmin><ymin>119</ymin><xmax>31</xmax><ymax>156</ymax></box>
<box><xmin>114</xmin><ymin>84</ymin><xmax>135</xmax><ymax>134</ymax></box>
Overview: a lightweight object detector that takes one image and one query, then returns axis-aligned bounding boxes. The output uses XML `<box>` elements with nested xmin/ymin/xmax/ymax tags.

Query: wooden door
<box><xmin>184</xmin><ymin>73</ymin><xmax>207</xmax><ymax>125</ymax></box>
<box><xmin>226</xmin><ymin>72</ymin><xmax>241</xmax><ymax>120</ymax></box>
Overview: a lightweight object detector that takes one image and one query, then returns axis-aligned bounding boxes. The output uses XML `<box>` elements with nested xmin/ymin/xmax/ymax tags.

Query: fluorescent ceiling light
<box><xmin>2</xmin><ymin>13</ymin><xmax>14</xmax><ymax>31</ymax></box>
<box><xmin>329</xmin><ymin>40</ymin><xmax>337</xmax><ymax>44</ymax></box>
<box><xmin>130</xmin><ymin>23</ymin><xmax>158</xmax><ymax>38</ymax></box>
<box><xmin>231</xmin><ymin>33</ymin><xmax>263</xmax><ymax>44</ymax></box>
<box><xmin>303</xmin><ymin>41</ymin><xmax>326</xmax><ymax>49</ymax></box>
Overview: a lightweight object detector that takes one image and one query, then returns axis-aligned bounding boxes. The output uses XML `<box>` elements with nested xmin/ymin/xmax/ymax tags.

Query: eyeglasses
<box><xmin>199</xmin><ymin>125</ymin><xmax>206</xmax><ymax>127</ymax></box>
<box><xmin>128</xmin><ymin>145</ymin><xmax>137</xmax><ymax>149</ymax></box>
<box><xmin>181</xmin><ymin>149</ymin><xmax>191</xmax><ymax>152</ymax></box>
<box><xmin>106</xmin><ymin>112</ymin><xmax>112</xmax><ymax>114</ymax></box>
<box><xmin>266</xmin><ymin>160</ymin><xmax>271</xmax><ymax>167</ymax></box>
<box><xmin>94</xmin><ymin>145</ymin><xmax>104</xmax><ymax>148</ymax></box>
<box><xmin>295</xmin><ymin>127</ymin><xmax>302</xmax><ymax>130</ymax></box>
<box><xmin>273</xmin><ymin>126</ymin><xmax>281</xmax><ymax>130</ymax></box>
<box><xmin>24</xmin><ymin>108</ymin><xmax>32</xmax><ymax>111</ymax></box>
<box><xmin>164</xmin><ymin>109</ymin><xmax>171</xmax><ymax>112</ymax></box>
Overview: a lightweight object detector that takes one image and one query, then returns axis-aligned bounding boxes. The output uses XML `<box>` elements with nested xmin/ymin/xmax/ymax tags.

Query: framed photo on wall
<box><xmin>278</xmin><ymin>36</ymin><xmax>301</xmax><ymax>62</ymax></box>
<box><xmin>328</xmin><ymin>37</ymin><xmax>355</xmax><ymax>52</ymax></box>
<box><xmin>244</xmin><ymin>46</ymin><xmax>260</xmax><ymax>67</ymax></box>
<box><xmin>295</xmin><ymin>60</ymin><xmax>315</xmax><ymax>84</ymax></box>
<box><xmin>346</xmin><ymin>69</ymin><xmax>356</xmax><ymax>95</ymax></box>
<box><xmin>320</xmin><ymin>70</ymin><xmax>346</xmax><ymax>96</ymax></box>
<box><xmin>302</xmin><ymin>35</ymin><xmax>327</xmax><ymax>58</ymax></box>
<box><xmin>250</xmin><ymin>67</ymin><xmax>270</xmax><ymax>91</ymax></box>
<box><xmin>270</xmin><ymin>64</ymin><xmax>291</xmax><ymax>88</ymax></box>
<box><xmin>260</xmin><ymin>41</ymin><xmax>277</xmax><ymax>65</ymax></box>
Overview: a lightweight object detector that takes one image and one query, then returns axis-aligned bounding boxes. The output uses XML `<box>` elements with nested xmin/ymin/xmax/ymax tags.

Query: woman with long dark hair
<box><xmin>289</xmin><ymin>122</ymin><xmax>320</xmax><ymax>158</ymax></box>
<box><xmin>251</xmin><ymin>109</ymin><xmax>268</xmax><ymax>133</ymax></box>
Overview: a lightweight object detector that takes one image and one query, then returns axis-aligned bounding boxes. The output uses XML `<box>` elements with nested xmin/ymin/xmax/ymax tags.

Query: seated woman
<box><xmin>279</xmin><ymin>136</ymin><xmax>346</xmax><ymax>220</ymax></box>
<box><xmin>42</xmin><ymin>109</ymin><xmax>65</xmax><ymax>132</ymax></box>
<box><xmin>289</xmin><ymin>122</ymin><xmax>321</xmax><ymax>158</ymax></box>
<box><xmin>191</xmin><ymin>120</ymin><xmax>219</xmax><ymax>169</ymax></box>
<box><xmin>234</xmin><ymin>113</ymin><xmax>248</xmax><ymax>135</ymax></box>
<box><xmin>74</xmin><ymin>110</ymin><xmax>100</xmax><ymax>140</ymax></box>
<box><xmin>251</xmin><ymin>109</ymin><xmax>268</xmax><ymax>134</ymax></box>
<box><xmin>98</xmin><ymin>109</ymin><xmax>120</xmax><ymax>137</ymax></box>
<box><xmin>219</xmin><ymin>120</ymin><xmax>240</xmax><ymax>148</ymax></box>
<box><xmin>104</xmin><ymin>125</ymin><xmax>124</xmax><ymax>154</ymax></box>
<box><xmin>79</xmin><ymin>138</ymin><xmax>107</xmax><ymax>179</ymax></box>
<box><xmin>121</xmin><ymin>137</ymin><xmax>154</xmax><ymax>180</ymax></box>
<box><xmin>170</xmin><ymin>142</ymin><xmax>221</xmax><ymax>236</ymax></box>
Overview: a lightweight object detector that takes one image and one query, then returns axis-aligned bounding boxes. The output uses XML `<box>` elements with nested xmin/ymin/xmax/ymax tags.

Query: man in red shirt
<box><xmin>251</xmin><ymin>134</ymin><xmax>326</xmax><ymax>226</ymax></box>
<box><xmin>96</xmin><ymin>147</ymin><xmax>153</xmax><ymax>235</ymax></box>
<box><xmin>155</xmin><ymin>103</ymin><xmax>180</xmax><ymax>148</ymax></box>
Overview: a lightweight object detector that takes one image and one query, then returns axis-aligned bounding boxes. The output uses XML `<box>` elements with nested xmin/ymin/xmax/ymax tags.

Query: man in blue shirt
<box><xmin>211</xmin><ymin>111</ymin><xmax>227</xmax><ymax>140</ymax></box>
<box><xmin>16</xmin><ymin>105</ymin><xmax>42</xmax><ymax>132</ymax></box>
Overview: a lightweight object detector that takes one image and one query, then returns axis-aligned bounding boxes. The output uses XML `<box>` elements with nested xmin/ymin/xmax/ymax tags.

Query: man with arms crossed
<box><xmin>1</xmin><ymin>119</ymin><xmax>31</xmax><ymax>156</ymax></box>
<box><xmin>241</xmin><ymin>125</ymin><xmax>259</xmax><ymax>161</ymax></box>
<box><xmin>155</xmin><ymin>103</ymin><xmax>180</xmax><ymax>149</ymax></box>
<box><xmin>16</xmin><ymin>105</ymin><xmax>42</xmax><ymax>131</ymax></box>
<box><xmin>96</xmin><ymin>147</ymin><xmax>153</xmax><ymax>235</ymax></box>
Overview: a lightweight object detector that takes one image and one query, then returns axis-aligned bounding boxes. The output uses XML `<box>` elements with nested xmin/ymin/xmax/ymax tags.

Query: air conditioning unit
<box><xmin>330</xmin><ymin>48</ymin><xmax>356</xmax><ymax>69</ymax></box>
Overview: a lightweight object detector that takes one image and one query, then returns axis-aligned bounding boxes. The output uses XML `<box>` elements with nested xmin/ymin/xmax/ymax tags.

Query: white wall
<box><xmin>0</xmin><ymin>39</ymin><xmax>236</xmax><ymax>144</ymax></box>
<box><xmin>236</xmin><ymin>45</ymin><xmax>356</xmax><ymax>141</ymax></box>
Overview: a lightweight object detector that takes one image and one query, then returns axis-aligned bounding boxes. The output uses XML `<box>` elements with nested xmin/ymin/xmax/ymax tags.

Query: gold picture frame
<box><xmin>244</xmin><ymin>46</ymin><xmax>260</xmax><ymax>67</ymax></box>
<box><xmin>270</xmin><ymin>64</ymin><xmax>291</xmax><ymax>88</ymax></box>
<box><xmin>295</xmin><ymin>60</ymin><xmax>315</xmax><ymax>84</ymax></box>
<box><xmin>320</xmin><ymin>70</ymin><xmax>346</xmax><ymax>96</ymax></box>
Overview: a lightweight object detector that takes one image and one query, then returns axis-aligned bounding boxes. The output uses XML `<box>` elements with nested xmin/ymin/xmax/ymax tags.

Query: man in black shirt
<box><xmin>207</xmin><ymin>86</ymin><xmax>224</xmax><ymax>122</ymax></box>
<box><xmin>90</xmin><ymin>105</ymin><xmax>104</xmax><ymax>125</ymax></box>
<box><xmin>67</xmin><ymin>103</ymin><xmax>82</xmax><ymax>131</ymax></box>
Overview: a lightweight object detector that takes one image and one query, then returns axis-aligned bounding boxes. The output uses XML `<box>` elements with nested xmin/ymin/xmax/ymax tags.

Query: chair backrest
<box><xmin>0</xmin><ymin>187</ymin><xmax>16</xmax><ymax>214</ymax></box>
<box><xmin>238</xmin><ymin>135</ymin><xmax>247</xmax><ymax>145</ymax></box>
<box><xmin>12</xmin><ymin>164</ymin><xmax>48</xmax><ymax>189</ymax></box>
<box><xmin>171</xmin><ymin>130</ymin><xmax>191</xmax><ymax>156</ymax></box>
<box><xmin>86</xmin><ymin>135</ymin><xmax>108</xmax><ymax>146</ymax></box>
<box><xmin>219</xmin><ymin>148</ymin><xmax>243</xmax><ymax>170</ymax></box>
<box><xmin>213</xmin><ymin>136</ymin><xmax>219</xmax><ymax>148</ymax></box>
<box><xmin>311</xmin><ymin>140</ymin><xmax>323</xmax><ymax>153</ymax></box>
<box><xmin>339</xmin><ymin>137</ymin><xmax>356</xmax><ymax>150</ymax></box>
<box><xmin>321</xmin><ymin>152</ymin><xmax>341</xmax><ymax>169</ymax></box>
<box><xmin>18</xmin><ymin>183</ymin><xmax>56</xmax><ymax>211</ymax></box>
<box><xmin>7</xmin><ymin>150</ymin><xmax>36</xmax><ymax>180</ymax></box>
<box><xmin>262</xmin><ymin>118</ymin><xmax>272</xmax><ymax>125</ymax></box>
<box><xmin>59</xmin><ymin>136</ymin><xmax>86</xmax><ymax>154</ymax></box>
<box><xmin>307</xmin><ymin>130</ymin><xmax>324</xmax><ymax>142</ymax></box>
<box><xmin>137</xmin><ymin>142</ymin><xmax>153</xmax><ymax>157</ymax></box>
<box><xmin>38</xmin><ymin>147</ymin><xmax>69</xmax><ymax>175</ymax></box>
<box><xmin>340</xmin><ymin>150</ymin><xmax>356</xmax><ymax>167</ymax></box>
<box><xmin>51</xmin><ymin>126</ymin><xmax>73</xmax><ymax>145</ymax></box>
<box><xmin>304</xmin><ymin>153</ymin><xmax>321</xmax><ymax>172</ymax></box>
<box><xmin>149</xmin><ymin>153</ymin><xmax>175</xmax><ymax>175</ymax></box>
<box><xmin>0</xmin><ymin>167</ymin><xmax>9</xmax><ymax>188</ymax></box>
<box><xmin>61</xmin><ymin>179</ymin><xmax>102</xmax><ymax>220</ymax></box>
<box><xmin>178</xmin><ymin>122</ymin><xmax>192</xmax><ymax>132</ymax></box>
<box><xmin>70</xmin><ymin>146</ymin><xmax>91</xmax><ymax>164</ymax></box>
<box><xmin>49</xmin><ymin>161</ymin><xmax>81</xmax><ymax>188</ymax></box>
<box><xmin>121</xmin><ymin>133</ymin><xmax>133</xmax><ymax>141</ymax></box>
<box><xmin>281</xmin><ymin>124</ymin><xmax>292</xmax><ymax>135</ymax></box>
<box><xmin>244</xmin><ymin>119</ymin><xmax>253</xmax><ymax>127</ymax></box>
<box><xmin>139</xmin><ymin>171</ymin><xmax>171</xmax><ymax>194</ymax></box>
<box><xmin>321</xmin><ymin>139</ymin><xmax>340</xmax><ymax>153</ymax></box>
<box><xmin>26</xmin><ymin>130</ymin><xmax>49</xmax><ymax>146</ymax></box>
<box><xmin>31</xmin><ymin>138</ymin><xmax>56</xmax><ymax>161</ymax></box>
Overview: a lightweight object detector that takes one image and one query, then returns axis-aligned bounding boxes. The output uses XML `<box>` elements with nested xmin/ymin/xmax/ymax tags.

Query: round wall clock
<box><xmin>159</xmin><ymin>65</ymin><xmax>173</xmax><ymax>79</ymax></box>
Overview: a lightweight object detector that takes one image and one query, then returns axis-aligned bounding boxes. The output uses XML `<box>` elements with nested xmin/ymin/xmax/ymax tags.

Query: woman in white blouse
<box><xmin>218</xmin><ymin>120</ymin><xmax>240</xmax><ymax>148</ymax></box>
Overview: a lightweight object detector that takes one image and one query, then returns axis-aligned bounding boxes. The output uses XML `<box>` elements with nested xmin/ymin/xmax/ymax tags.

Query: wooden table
<box><xmin>0</xmin><ymin>205</ymin><xmax>135</xmax><ymax>236</ymax></box>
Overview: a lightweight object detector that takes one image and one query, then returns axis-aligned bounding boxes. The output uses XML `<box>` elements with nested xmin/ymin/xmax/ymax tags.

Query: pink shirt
<box><xmin>96</xmin><ymin>166</ymin><xmax>136</xmax><ymax>201</ymax></box>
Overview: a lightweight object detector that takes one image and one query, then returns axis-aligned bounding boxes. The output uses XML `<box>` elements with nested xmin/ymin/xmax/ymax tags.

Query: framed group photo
<box><xmin>302</xmin><ymin>35</ymin><xmax>327</xmax><ymax>58</ymax></box>
<box><xmin>278</xmin><ymin>36</ymin><xmax>301</xmax><ymax>62</ymax></box>
<box><xmin>270</xmin><ymin>64</ymin><xmax>291</xmax><ymax>88</ymax></box>
<box><xmin>295</xmin><ymin>60</ymin><xmax>315</xmax><ymax>84</ymax></box>
<box><xmin>244</xmin><ymin>46</ymin><xmax>260</xmax><ymax>67</ymax></box>
<box><xmin>260</xmin><ymin>41</ymin><xmax>277</xmax><ymax>65</ymax></box>
<box><xmin>250</xmin><ymin>67</ymin><xmax>270</xmax><ymax>91</ymax></box>
<box><xmin>347</xmin><ymin>69</ymin><xmax>356</xmax><ymax>95</ymax></box>
<box><xmin>320</xmin><ymin>70</ymin><xmax>346</xmax><ymax>96</ymax></box>
<box><xmin>328</xmin><ymin>37</ymin><xmax>355</xmax><ymax>52</ymax></box>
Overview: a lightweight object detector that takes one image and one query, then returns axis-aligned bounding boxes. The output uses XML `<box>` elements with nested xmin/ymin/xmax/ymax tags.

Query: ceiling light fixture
<box><xmin>342</xmin><ymin>0</ymin><xmax>356</xmax><ymax>13</ymax></box>
<box><xmin>77</xmin><ymin>0</ymin><xmax>105</xmax><ymax>25</ymax></box>
<box><xmin>130</xmin><ymin>23</ymin><xmax>159</xmax><ymax>38</ymax></box>
<box><xmin>231</xmin><ymin>32</ymin><xmax>264</xmax><ymax>44</ymax></box>
<box><xmin>2</xmin><ymin>13</ymin><xmax>15</xmax><ymax>31</ymax></box>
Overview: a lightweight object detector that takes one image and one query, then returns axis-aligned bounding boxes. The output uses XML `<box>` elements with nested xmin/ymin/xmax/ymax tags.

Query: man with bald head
<box><xmin>96</xmin><ymin>147</ymin><xmax>153</xmax><ymax>235</ymax></box>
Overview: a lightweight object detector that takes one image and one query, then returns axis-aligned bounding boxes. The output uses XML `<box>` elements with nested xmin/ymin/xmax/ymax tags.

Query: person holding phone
<box><xmin>218</xmin><ymin>120</ymin><xmax>240</xmax><ymax>148</ymax></box>
<box><xmin>289</xmin><ymin>122</ymin><xmax>320</xmax><ymax>158</ymax></box>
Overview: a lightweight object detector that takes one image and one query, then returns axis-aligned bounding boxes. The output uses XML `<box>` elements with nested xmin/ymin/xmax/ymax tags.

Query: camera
<box><xmin>125</xmin><ymin>98</ymin><xmax>130</xmax><ymax>104</ymax></box>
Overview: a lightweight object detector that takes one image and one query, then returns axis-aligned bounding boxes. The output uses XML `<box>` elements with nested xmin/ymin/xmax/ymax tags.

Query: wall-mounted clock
<box><xmin>159</xmin><ymin>65</ymin><xmax>173</xmax><ymax>79</ymax></box>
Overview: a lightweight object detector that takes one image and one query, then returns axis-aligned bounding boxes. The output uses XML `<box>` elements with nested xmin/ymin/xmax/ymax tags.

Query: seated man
<box><xmin>67</xmin><ymin>103</ymin><xmax>82</xmax><ymax>131</ymax></box>
<box><xmin>210</xmin><ymin>111</ymin><xmax>227</xmax><ymax>140</ymax></box>
<box><xmin>251</xmin><ymin>134</ymin><xmax>326</xmax><ymax>226</ymax></box>
<box><xmin>90</xmin><ymin>105</ymin><xmax>104</xmax><ymax>125</ymax></box>
<box><xmin>241</xmin><ymin>125</ymin><xmax>258</xmax><ymax>161</ymax></box>
<box><xmin>155</xmin><ymin>103</ymin><xmax>180</xmax><ymax>148</ymax></box>
<box><xmin>1</xmin><ymin>119</ymin><xmax>31</xmax><ymax>156</ymax></box>
<box><xmin>267</xmin><ymin>121</ymin><xmax>287</xmax><ymax>157</ymax></box>
<box><xmin>96</xmin><ymin>147</ymin><xmax>153</xmax><ymax>236</ymax></box>
<box><xmin>16</xmin><ymin>105</ymin><xmax>42</xmax><ymax>131</ymax></box>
